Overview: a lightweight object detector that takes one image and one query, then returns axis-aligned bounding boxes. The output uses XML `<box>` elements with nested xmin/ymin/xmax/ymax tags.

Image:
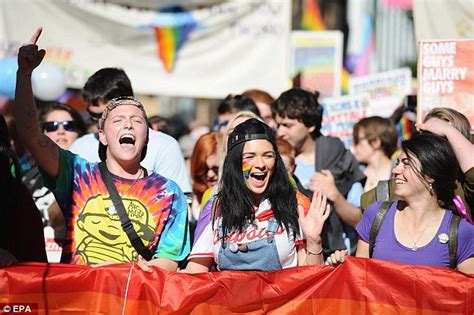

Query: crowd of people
<box><xmin>0</xmin><ymin>27</ymin><xmax>472</xmax><ymax>274</ymax></box>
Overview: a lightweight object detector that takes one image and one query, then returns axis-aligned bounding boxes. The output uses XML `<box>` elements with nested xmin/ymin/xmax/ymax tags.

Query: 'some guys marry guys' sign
<box><xmin>418</xmin><ymin>39</ymin><xmax>474</xmax><ymax>131</ymax></box>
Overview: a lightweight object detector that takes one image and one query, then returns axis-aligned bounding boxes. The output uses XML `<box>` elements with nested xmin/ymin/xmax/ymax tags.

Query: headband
<box><xmin>98</xmin><ymin>96</ymin><xmax>146</xmax><ymax>129</ymax></box>
<box><xmin>227</xmin><ymin>133</ymin><xmax>273</xmax><ymax>152</ymax></box>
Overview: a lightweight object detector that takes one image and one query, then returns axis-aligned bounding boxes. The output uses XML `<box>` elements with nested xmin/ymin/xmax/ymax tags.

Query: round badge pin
<box><xmin>229</xmin><ymin>243</ymin><xmax>239</xmax><ymax>253</ymax></box>
<box><xmin>438</xmin><ymin>233</ymin><xmax>449</xmax><ymax>244</ymax></box>
<box><xmin>238</xmin><ymin>243</ymin><xmax>248</xmax><ymax>253</ymax></box>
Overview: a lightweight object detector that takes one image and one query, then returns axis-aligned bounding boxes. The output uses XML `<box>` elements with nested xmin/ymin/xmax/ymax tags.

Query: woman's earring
<box><xmin>429</xmin><ymin>183</ymin><xmax>433</xmax><ymax>195</ymax></box>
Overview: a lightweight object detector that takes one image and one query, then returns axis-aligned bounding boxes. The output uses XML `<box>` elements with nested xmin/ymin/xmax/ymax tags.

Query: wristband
<box><xmin>306</xmin><ymin>248</ymin><xmax>323</xmax><ymax>256</ymax></box>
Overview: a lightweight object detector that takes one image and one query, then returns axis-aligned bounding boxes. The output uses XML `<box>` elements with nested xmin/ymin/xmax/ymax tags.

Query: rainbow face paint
<box><xmin>242</xmin><ymin>160</ymin><xmax>251</xmax><ymax>179</ymax></box>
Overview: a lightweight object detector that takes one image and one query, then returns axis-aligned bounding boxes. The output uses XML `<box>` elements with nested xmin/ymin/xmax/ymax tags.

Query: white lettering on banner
<box><xmin>422</xmin><ymin>55</ymin><xmax>454</xmax><ymax>68</ymax></box>
<box><xmin>422</xmin><ymin>67</ymin><xmax>468</xmax><ymax>81</ymax></box>
<box><xmin>422</xmin><ymin>81</ymin><xmax>454</xmax><ymax>94</ymax></box>
<box><xmin>422</xmin><ymin>42</ymin><xmax>456</xmax><ymax>55</ymax></box>
<box><xmin>421</xmin><ymin>41</ymin><xmax>469</xmax><ymax>95</ymax></box>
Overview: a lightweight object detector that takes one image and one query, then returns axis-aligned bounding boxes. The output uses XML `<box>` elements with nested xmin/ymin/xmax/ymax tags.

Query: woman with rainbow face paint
<box><xmin>184</xmin><ymin>118</ymin><xmax>331</xmax><ymax>273</ymax></box>
<box><xmin>242</xmin><ymin>160</ymin><xmax>251</xmax><ymax>179</ymax></box>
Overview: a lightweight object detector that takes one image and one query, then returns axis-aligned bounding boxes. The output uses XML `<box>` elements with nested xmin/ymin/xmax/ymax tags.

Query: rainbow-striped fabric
<box><xmin>146</xmin><ymin>8</ymin><xmax>198</xmax><ymax>72</ymax></box>
<box><xmin>301</xmin><ymin>0</ymin><xmax>325</xmax><ymax>31</ymax></box>
<box><xmin>300</xmin><ymin>0</ymin><xmax>351</xmax><ymax>94</ymax></box>
<box><xmin>1</xmin><ymin>258</ymin><xmax>471</xmax><ymax>313</ymax></box>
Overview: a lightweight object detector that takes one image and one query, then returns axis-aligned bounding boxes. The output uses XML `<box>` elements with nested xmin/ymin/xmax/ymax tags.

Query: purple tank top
<box><xmin>357</xmin><ymin>201</ymin><xmax>474</xmax><ymax>268</ymax></box>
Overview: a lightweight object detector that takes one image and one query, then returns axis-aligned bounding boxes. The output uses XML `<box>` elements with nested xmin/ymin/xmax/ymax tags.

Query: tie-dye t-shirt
<box><xmin>41</xmin><ymin>149</ymin><xmax>190</xmax><ymax>265</ymax></box>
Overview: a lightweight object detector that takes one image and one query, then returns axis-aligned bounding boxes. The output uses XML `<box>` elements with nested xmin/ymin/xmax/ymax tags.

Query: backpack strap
<box><xmin>369</xmin><ymin>201</ymin><xmax>393</xmax><ymax>258</ymax></box>
<box><xmin>448</xmin><ymin>214</ymin><xmax>461</xmax><ymax>269</ymax></box>
<box><xmin>375</xmin><ymin>180</ymin><xmax>391</xmax><ymax>202</ymax></box>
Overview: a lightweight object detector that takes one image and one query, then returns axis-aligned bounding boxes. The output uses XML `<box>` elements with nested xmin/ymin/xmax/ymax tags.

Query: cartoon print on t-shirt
<box><xmin>76</xmin><ymin>195</ymin><xmax>155</xmax><ymax>264</ymax></box>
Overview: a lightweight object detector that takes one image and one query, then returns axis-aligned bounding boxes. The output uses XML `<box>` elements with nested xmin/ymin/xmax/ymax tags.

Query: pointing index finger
<box><xmin>28</xmin><ymin>27</ymin><xmax>43</xmax><ymax>45</ymax></box>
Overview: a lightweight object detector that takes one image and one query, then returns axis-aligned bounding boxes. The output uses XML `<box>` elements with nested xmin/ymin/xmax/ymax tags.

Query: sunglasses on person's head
<box><xmin>43</xmin><ymin>120</ymin><xmax>79</xmax><ymax>132</ymax></box>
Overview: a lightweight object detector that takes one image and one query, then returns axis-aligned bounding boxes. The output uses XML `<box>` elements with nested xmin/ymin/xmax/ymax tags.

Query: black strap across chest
<box><xmin>98</xmin><ymin>162</ymin><xmax>153</xmax><ymax>261</ymax></box>
<box><xmin>369</xmin><ymin>201</ymin><xmax>460</xmax><ymax>269</ymax></box>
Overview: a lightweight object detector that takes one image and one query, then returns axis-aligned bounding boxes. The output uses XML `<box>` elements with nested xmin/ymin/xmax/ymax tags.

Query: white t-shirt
<box><xmin>190</xmin><ymin>199</ymin><xmax>305</xmax><ymax>269</ymax></box>
<box><xmin>69</xmin><ymin>129</ymin><xmax>192</xmax><ymax>193</ymax></box>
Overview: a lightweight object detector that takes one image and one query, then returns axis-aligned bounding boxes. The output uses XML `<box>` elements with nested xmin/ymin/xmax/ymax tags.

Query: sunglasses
<box><xmin>88</xmin><ymin>108</ymin><xmax>102</xmax><ymax>123</ymax></box>
<box><xmin>43</xmin><ymin>120</ymin><xmax>79</xmax><ymax>132</ymax></box>
<box><xmin>199</xmin><ymin>166</ymin><xmax>219</xmax><ymax>178</ymax></box>
<box><xmin>213</xmin><ymin>120</ymin><xmax>229</xmax><ymax>131</ymax></box>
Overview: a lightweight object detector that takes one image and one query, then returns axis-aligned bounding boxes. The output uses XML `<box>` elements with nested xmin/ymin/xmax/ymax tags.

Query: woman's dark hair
<box><xmin>401</xmin><ymin>133</ymin><xmax>459</xmax><ymax>210</ymax></box>
<box><xmin>0</xmin><ymin>114</ymin><xmax>21</xmax><ymax>208</ymax></box>
<box><xmin>217</xmin><ymin>118</ymin><xmax>300</xmax><ymax>236</ymax></box>
<box><xmin>273</xmin><ymin>88</ymin><xmax>324</xmax><ymax>139</ymax></box>
<box><xmin>217</xmin><ymin>94</ymin><xmax>261</xmax><ymax>117</ymax></box>
<box><xmin>38</xmin><ymin>102</ymin><xmax>87</xmax><ymax>137</ymax></box>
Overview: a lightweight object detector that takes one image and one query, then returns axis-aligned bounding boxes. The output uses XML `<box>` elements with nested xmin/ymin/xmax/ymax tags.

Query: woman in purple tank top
<box><xmin>327</xmin><ymin>133</ymin><xmax>474</xmax><ymax>273</ymax></box>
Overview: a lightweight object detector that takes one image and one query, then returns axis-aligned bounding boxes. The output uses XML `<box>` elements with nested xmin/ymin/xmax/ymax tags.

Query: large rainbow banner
<box><xmin>1</xmin><ymin>257</ymin><xmax>472</xmax><ymax>314</ymax></box>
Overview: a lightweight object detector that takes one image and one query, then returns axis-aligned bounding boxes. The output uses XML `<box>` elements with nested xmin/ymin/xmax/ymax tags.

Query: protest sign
<box><xmin>417</xmin><ymin>39</ymin><xmax>474</xmax><ymax>131</ymax></box>
<box><xmin>349</xmin><ymin>68</ymin><xmax>412</xmax><ymax>117</ymax></box>
<box><xmin>291</xmin><ymin>31</ymin><xmax>343</xmax><ymax>98</ymax></box>
<box><xmin>321</xmin><ymin>94</ymin><xmax>370</xmax><ymax>148</ymax></box>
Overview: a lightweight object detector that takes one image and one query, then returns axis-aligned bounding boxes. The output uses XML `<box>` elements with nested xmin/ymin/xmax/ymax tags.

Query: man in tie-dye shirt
<box><xmin>13</xmin><ymin>28</ymin><xmax>189</xmax><ymax>271</ymax></box>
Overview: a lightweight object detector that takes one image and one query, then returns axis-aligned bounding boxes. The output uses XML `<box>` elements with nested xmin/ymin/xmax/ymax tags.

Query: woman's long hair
<box><xmin>401</xmin><ymin>133</ymin><xmax>459</xmax><ymax>210</ymax></box>
<box><xmin>217</xmin><ymin>118</ymin><xmax>300</xmax><ymax>237</ymax></box>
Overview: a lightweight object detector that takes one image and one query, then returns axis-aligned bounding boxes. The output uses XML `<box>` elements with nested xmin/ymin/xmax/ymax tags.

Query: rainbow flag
<box><xmin>301</xmin><ymin>0</ymin><xmax>325</xmax><ymax>31</ymax></box>
<box><xmin>146</xmin><ymin>7</ymin><xmax>198</xmax><ymax>72</ymax></box>
<box><xmin>345</xmin><ymin>1</ymin><xmax>375</xmax><ymax>76</ymax></box>
<box><xmin>1</xmin><ymin>259</ymin><xmax>472</xmax><ymax>314</ymax></box>
<box><xmin>396</xmin><ymin>112</ymin><xmax>415</xmax><ymax>141</ymax></box>
<box><xmin>153</xmin><ymin>24</ymin><xmax>196</xmax><ymax>72</ymax></box>
<box><xmin>300</xmin><ymin>0</ymin><xmax>351</xmax><ymax>94</ymax></box>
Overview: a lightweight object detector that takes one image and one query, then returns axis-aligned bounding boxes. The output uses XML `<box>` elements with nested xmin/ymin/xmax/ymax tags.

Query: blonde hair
<box><xmin>425</xmin><ymin>107</ymin><xmax>472</xmax><ymax>142</ymax></box>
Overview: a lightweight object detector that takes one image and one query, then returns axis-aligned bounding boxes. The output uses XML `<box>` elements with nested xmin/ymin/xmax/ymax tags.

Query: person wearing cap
<box><xmin>184</xmin><ymin>118</ymin><xmax>331</xmax><ymax>272</ymax></box>
<box><xmin>12</xmin><ymin>28</ymin><xmax>189</xmax><ymax>271</ymax></box>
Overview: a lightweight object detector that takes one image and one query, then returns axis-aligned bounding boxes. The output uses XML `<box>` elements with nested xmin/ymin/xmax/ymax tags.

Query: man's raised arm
<box><xmin>13</xmin><ymin>27</ymin><xmax>59</xmax><ymax>177</ymax></box>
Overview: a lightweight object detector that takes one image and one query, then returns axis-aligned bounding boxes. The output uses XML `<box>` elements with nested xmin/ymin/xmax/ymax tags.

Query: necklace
<box><xmin>123</xmin><ymin>168</ymin><xmax>143</xmax><ymax>196</ymax></box>
<box><xmin>405</xmin><ymin>209</ymin><xmax>437</xmax><ymax>251</ymax></box>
